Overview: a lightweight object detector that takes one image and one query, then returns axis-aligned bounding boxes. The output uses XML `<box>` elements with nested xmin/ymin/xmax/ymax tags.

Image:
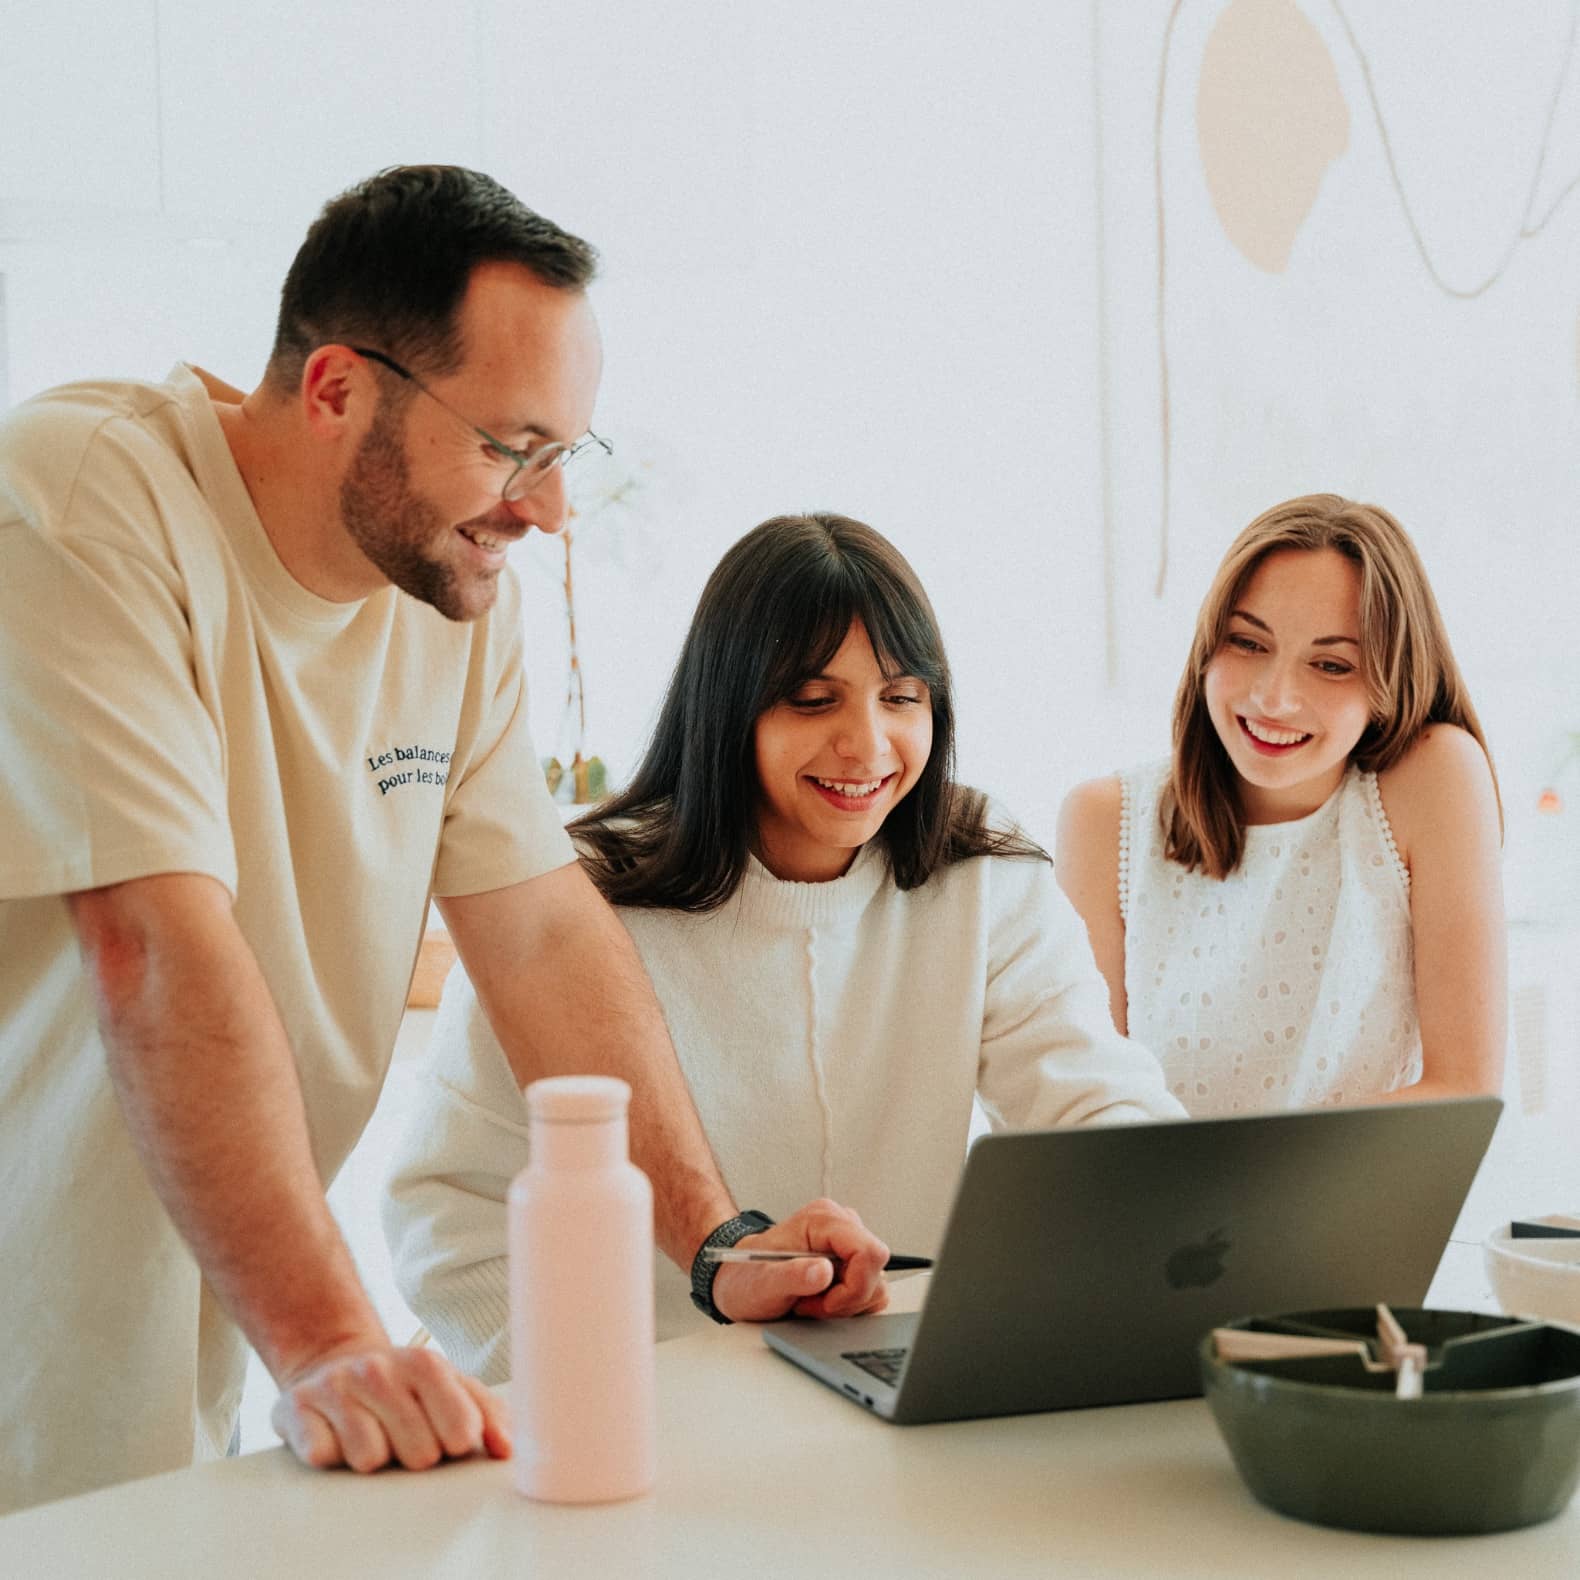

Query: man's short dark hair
<box><xmin>266</xmin><ymin>165</ymin><xmax>598</xmax><ymax>392</ymax></box>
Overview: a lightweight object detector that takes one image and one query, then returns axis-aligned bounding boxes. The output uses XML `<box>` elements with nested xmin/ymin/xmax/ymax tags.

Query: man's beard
<box><xmin>339</xmin><ymin>398</ymin><xmax>495</xmax><ymax>623</ymax></box>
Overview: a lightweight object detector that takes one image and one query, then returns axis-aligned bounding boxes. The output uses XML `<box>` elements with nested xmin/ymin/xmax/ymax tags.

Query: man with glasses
<box><xmin>0</xmin><ymin>165</ymin><xmax>888</xmax><ymax>1514</ymax></box>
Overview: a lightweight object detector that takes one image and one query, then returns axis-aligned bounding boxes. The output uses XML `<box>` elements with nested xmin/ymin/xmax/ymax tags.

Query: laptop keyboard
<box><xmin>842</xmin><ymin>1346</ymin><xmax>909</xmax><ymax>1387</ymax></box>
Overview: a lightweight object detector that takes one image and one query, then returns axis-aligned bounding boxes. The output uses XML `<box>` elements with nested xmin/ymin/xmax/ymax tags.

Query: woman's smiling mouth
<box><xmin>1238</xmin><ymin>716</ymin><xmax>1312</xmax><ymax>754</ymax></box>
<box><xmin>806</xmin><ymin>773</ymin><xmax>895</xmax><ymax>809</ymax></box>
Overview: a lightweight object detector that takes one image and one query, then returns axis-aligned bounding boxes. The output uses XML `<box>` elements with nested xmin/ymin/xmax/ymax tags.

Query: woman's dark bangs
<box><xmin>854</xmin><ymin>563</ymin><xmax>945</xmax><ymax>689</ymax></box>
<box><xmin>753</xmin><ymin>533</ymin><xmax>944</xmax><ymax>703</ymax></box>
<box><xmin>756</xmin><ymin>571</ymin><xmax>859</xmax><ymax>707</ymax></box>
<box><xmin>862</xmin><ymin>593</ymin><xmax>943</xmax><ymax>688</ymax></box>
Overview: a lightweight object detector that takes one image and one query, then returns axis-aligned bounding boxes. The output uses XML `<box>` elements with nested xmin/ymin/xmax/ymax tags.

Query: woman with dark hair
<box><xmin>1057</xmin><ymin>494</ymin><xmax>1505</xmax><ymax>1116</ymax></box>
<box><xmin>384</xmin><ymin>514</ymin><xmax>1181</xmax><ymax>1373</ymax></box>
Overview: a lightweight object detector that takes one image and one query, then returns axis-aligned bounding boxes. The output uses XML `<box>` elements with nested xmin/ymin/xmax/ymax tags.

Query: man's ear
<box><xmin>300</xmin><ymin>345</ymin><xmax>368</xmax><ymax>436</ymax></box>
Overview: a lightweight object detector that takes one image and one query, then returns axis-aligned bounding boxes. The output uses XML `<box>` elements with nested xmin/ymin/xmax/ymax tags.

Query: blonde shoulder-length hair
<box><xmin>1166</xmin><ymin>493</ymin><xmax>1498</xmax><ymax>879</ymax></box>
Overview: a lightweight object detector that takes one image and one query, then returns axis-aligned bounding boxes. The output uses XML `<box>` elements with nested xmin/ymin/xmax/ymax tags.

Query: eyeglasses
<box><xmin>350</xmin><ymin>347</ymin><xmax>612</xmax><ymax>503</ymax></box>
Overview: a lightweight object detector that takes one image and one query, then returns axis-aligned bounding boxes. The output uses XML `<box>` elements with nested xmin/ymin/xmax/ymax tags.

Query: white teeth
<box><xmin>813</xmin><ymin>776</ymin><xmax>884</xmax><ymax>797</ymax></box>
<box><xmin>462</xmin><ymin>528</ymin><xmax>506</xmax><ymax>551</ymax></box>
<box><xmin>1242</xmin><ymin>718</ymin><xmax>1309</xmax><ymax>746</ymax></box>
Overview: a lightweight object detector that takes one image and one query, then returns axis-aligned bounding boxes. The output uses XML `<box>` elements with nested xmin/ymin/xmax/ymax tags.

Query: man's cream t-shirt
<box><xmin>0</xmin><ymin>365</ymin><xmax>573</xmax><ymax>1513</ymax></box>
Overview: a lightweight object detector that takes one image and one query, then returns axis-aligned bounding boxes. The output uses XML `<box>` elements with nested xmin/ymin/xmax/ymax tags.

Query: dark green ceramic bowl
<box><xmin>1201</xmin><ymin>1308</ymin><xmax>1580</xmax><ymax>1535</ymax></box>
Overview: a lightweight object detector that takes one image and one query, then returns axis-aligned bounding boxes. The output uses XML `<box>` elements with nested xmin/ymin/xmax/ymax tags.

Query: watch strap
<box><xmin>689</xmin><ymin>1209</ymin><xmax>775</xmax><ymax>1324</ymax></box>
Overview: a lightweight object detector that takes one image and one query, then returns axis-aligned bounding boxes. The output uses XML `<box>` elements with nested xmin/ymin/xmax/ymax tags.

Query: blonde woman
<box><xmin>1057</xmin><ymin>494</ymin><xmax>1505</xmax><ymax>1115</ymax></box>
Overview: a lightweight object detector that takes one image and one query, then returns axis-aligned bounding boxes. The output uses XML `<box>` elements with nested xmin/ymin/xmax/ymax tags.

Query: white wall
<box><xmin>3</xmin><ymin>0</ymin><xmax>1578</xmax><ymax>901</ymax></box>
<box><xmin>495</xmin><ymin>2</ymin><xmax>1122</xmax><ymax>844</ymax></box>
<box><xmin>1096</xmin><ymin>0</ymin><xmax>1580</xmax><ymax>916</ymax></box>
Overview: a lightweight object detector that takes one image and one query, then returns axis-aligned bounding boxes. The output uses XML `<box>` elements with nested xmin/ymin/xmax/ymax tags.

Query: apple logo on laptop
<box><xmin>1165</xmin><ymin>1228</ymin><xmax>1231</xmax><ymax>1289</ymax></box>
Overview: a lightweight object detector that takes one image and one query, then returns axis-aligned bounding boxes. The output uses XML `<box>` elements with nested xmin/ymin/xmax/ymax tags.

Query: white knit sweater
<box><xmin>382</xmin><ymin>837</ymin><xmax>1184</xmax><ymax>1380</ymax></box>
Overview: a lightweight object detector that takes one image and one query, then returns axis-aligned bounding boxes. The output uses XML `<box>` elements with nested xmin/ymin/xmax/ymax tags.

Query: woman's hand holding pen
<box><xmin>709</xmin><ymin>1198</ymin><xmax>892</xmax><ymax>1323</ymax></box>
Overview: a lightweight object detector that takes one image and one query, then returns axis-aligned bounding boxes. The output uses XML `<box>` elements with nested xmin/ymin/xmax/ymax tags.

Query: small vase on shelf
<box><xmin>543</xmin><ymin>750</ymin><xmax>608</xmax><ymax>806</ymax></box>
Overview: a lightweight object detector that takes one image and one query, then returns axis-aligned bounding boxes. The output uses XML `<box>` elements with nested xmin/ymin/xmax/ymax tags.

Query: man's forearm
<box><xmin>440</xmin><ymin>868</ymin><xmax>737</xmax><ymax>1267</ymax></box>
<box><xmin>70</xmin><ymin>875</ymin><xmax>384</xmax><ymax>1382</ymax></box>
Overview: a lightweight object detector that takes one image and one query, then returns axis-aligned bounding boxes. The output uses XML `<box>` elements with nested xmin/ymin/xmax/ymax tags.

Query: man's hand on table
<box><xmin>271</xmin><ymin>1341</ymin><xmax>512</xmax><ymax>1473</ymax></box>
<box><xmin>711</xmin><ymin>1198</ymin><xmax>892</xmax><ymax>1323</ymax></box>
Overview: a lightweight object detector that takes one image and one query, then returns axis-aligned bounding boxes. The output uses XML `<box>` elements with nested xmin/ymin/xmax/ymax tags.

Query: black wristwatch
<box><xmin>690</xmin><ymin>1209</ymin><xmax>775</xmax><ymax>1324</ymax></box>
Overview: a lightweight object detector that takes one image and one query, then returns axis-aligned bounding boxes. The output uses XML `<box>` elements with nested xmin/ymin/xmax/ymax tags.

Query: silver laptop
<box><xmin>763</xmin><ymin>1096</ymin><xmax>1502</xmax><ymax>1424</ymax></box>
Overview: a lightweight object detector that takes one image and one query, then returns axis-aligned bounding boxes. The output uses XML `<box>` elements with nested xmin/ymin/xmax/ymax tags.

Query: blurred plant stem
<box><xmin>543</xmin><ymin>510</ymin><xmax>610</xmax><ymax>804</ymax></box>
<box><xmin>562</xmin><ymin>524</ymin><xmax>586</xmax><ymax>760</ymax></box>
<box><xmin>541</xmin><ymin>470</ymin><xmax>645</xmax><ymax>805</ymax></box>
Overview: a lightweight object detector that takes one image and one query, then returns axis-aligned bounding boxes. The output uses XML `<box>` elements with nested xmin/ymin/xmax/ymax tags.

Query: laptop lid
<box><xmin>764</xmin><ymin>1096</ymin><xmax>1502</xmax><ymax>1425</ymax></box>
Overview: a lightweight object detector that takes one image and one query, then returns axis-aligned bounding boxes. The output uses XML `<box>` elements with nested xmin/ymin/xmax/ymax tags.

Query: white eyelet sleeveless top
<box><xmin>1119</xmin><ymin>759</ymin><xmax>1419</xmax><ymax>1115</ymax></box>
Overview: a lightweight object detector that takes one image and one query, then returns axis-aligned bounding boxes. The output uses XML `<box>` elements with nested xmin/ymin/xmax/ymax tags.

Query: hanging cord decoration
<box><xmin>1148</xmin><ymin>0</ymin><xmax>1580</xmax><ymax>598</ymax></box>
<box><xmin>1329</xmin><ymin>0</ymin><xmax>1580</xmax><ymax>299</ymax></box>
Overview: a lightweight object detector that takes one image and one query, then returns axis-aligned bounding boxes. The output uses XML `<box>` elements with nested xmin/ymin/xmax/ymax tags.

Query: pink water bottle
<box><xmin>509</xmin><ymin>1075</ymin><xmax>655</xmax><ymax>1502</ymax></box>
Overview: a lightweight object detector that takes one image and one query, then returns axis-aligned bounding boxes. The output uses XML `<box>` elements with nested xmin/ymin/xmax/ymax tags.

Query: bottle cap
<box><xmin>525</xmin><ymin>1075</ymin><xmax>632</xmax><ymax>1123</ymax></box>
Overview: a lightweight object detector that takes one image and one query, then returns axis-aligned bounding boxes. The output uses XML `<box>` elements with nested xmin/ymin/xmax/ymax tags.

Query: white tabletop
<box><xmin>4</xmin><ymin>1265</ymin><xmax>1577</xmax><ymax>1578</ymax></box>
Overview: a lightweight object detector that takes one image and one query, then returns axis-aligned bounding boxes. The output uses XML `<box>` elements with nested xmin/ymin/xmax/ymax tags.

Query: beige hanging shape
<box><xmin>1197</xmin><ymin>0</ymin><xmax>1350</xmax><ymax>272</ymax></box>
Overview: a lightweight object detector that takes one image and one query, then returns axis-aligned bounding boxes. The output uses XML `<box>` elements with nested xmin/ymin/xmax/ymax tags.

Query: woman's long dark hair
<box><xmin>572</xmin><ymin>512</ymin><xmax>1045</xmax><ymax>911</ymax></box>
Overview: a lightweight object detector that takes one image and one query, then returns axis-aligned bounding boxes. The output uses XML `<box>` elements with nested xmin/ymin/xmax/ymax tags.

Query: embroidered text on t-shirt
<box><xmin>367</xmin><ymin>744</ymin><xmax>453</xmax><ymax>796</ymax></box>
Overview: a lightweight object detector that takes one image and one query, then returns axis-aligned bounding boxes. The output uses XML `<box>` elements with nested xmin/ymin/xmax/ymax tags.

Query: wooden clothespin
<box><xmin>1375</xmin><ymin>1304</ymin><xmax>1427</xmax><ymax>1400</ymax></box>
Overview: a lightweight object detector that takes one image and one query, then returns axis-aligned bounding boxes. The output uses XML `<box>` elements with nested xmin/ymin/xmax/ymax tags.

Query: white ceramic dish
<box><xmin>1485</xmin><ymin>1214</ymin><xmax>1580</xmax><ymax>1325</ymax></box>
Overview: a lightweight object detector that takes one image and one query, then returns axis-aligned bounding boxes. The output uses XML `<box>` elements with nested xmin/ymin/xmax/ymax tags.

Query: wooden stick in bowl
<box><xmin>1211</xmin><ymin>1330</ymin><xmax>1372</xmax><ymax>1364</ymax></box>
